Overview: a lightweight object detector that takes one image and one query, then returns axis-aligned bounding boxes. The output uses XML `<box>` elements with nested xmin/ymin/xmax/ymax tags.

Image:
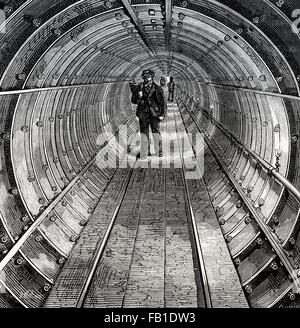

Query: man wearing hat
<box><xmin>131</xmin><ymin>69</ymin><xmax>166</xmax><ymax>160</ymax></box>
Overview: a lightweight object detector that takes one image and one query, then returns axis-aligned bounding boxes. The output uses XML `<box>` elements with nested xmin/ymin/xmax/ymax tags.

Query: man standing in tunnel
<box><xmin>131</xmin><ymin>69</ymin><xmax>166</xmax><ymax>160</ymax></box>
<box><xmin>167</xmin><ymin>76</ymin><xmax>175</xmax><ymax>102</ymax></box>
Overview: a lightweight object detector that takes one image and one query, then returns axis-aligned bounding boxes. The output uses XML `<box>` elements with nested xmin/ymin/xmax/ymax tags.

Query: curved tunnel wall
<box><xmin>0</xmin><ymin>0</ymin><xmax>299</xmax><ymax>308</ymax></box>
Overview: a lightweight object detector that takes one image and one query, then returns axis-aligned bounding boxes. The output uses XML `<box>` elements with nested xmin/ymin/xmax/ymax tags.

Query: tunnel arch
<box><xmin>0</xmin><ymin>0</ymin><xmax>299</xmax><ymax>308</ymax></box>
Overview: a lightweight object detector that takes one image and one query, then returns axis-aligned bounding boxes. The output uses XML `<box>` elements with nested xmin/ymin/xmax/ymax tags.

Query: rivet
<box><xmin>253</xmin><ymin>16</ymin><xmax>260</xmax><ymax>24</ymax></box>
<box><xmin>234</xmin><ymin>258</ymin><xmax>241</xmax><ymax>266</ymax></box>
<box><xmin>245</xmin><ymin>284</ymin><xmax>252</xmax><ymax>293</ymax></box>
<box><xmin>289</xmin><ymin>292</ymin><xmax>296</xmax><ymax>301</ymax></box>
<box><xmin>115</xmin><ymin>13</ymin><xmax>123</xmax><ymax>21</ymax></box>
<box><xmin>21</xmin><ymin>126</ymin><xmax>29</xmax><ymax>133</ymax></box>
<box><xmin>42</xmin><ymin>164</ymin><xmax>48</xmax><ymax>171</ymax></box>
<box><xmin>16</xmin><ymin>73</ymin><xmax>26</xmax><ymax>81</ymax></box>
<box><xmin>1</xmin><ymin>133</ymin><xmax>9</xmax><ymax>140</ymax></box>
<box><xmin>21</xmin><ymin>215</ymin><xmax>29</xmax><ymax>222</ymax></box>
<box><xmin>43</xmin><ymin>283</ymin><xmax>52</xmax><ymax>292</ymax></box>
<box><xmin>80</xmin><ymin>220</ymin><xmax>87</xmax><ymax>227</ymax></box>
<box><xmin>104</xmin><ymin>1</ymin><xmax>113</xmax><ymax>8</ymax></box>
<box><xmin>274</xmin><ymin>124</ymin><xmax>280</xmax><ymax>133</ymax></box>
<box><xmin>28</xmin><ymin>175</ymin><xmax>36</xmax><ymax>182</ymax></box>
<box><xmin>235</xmin><ymin>26</ymin><xmax>243</xmax><ymax>34</ymax></box>
<box><xmin>15</xmin><ymin>257</ymin><xmax>24</xmax><ymax>265</ymax></box>
<box><xmin>219</xmin><ymin>218</ymin><xmax>225</xmax><ymax>225</ymax></box>
<box><xmin>35</xmin><ymin>235</ymin><xmax>42</xmax><ymax>242</ymax></box>
<box><xmin>1</xmin><ymin>236</ymin><xmax>8</xmax><ymax>244</ymax></box>
<box><xmin>226</xmin><ymin>235</ymin><xmax>233</xmax><ymax>242</ymax></box>
<box><xmin>11</xmin><ymin>188</ymin><xmax>19</xmax><ymax>196</ymax></box>
<box><xmin>3</xmin><ymin>5</ymin><xmax>13</xmax><ymax>14</ymax></box>
<box><xmin>57</xmin><ymin>257</ymin><xmax>65</xmax><ymax>265</ymax></box>
<box><xmin>49</xmin><ymin>216</ymin><xmax>57</xmax><ymax>222</ymax></box>
<box><xmin>52</xmin><ymin>28</ymin><xmax>62</xmax><ymax>36</ymax></box>
<box><xmin>236</xmin><ymin>200</ymin><xmax>242</xmax><ymax>208</ymax></box>
<box><xmin>70</xmin><ymin>235</ymin><xmax>78</xmax><ymax>242</ymax></box>
<box><xmin>71</xmin><ymin>35</ymin><xmax>78</xmax><ymax>42</ymax></box>
<box><xmin>271</xmin><ymin>262</ymin><xmax>278</xmax><ymax>271</ymax></box>
<box><xmin>38</xmin><ymin>198</ymin><xmax>46</xmax><ymax>206</ymax></box>
<box><xmin>256</xmin><ymin>237</ymin><xmax>263</xmax><ymax>245</ymax></box>
<box><xmin>178</xmin><ymin>12</ymin><xmax>185</xmax><ymax>20</ymax></box>
<box><xmin>32</xmin><ymin>17</ymin><xmax>42</xmax><ymax>27</ymax></box>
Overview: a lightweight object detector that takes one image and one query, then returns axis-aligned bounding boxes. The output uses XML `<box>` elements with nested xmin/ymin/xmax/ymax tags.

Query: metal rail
<box><xmin>172</xmin><ymin>105</ymin><xmax>212</xmax><ymax>308</ymax></box>
<box><xmin>177</xmin><ymin>97</ymin><xmax>300</xmax><ymax>294</ymax></box>
<box><xmin>0</xmin><ymin>81</ymin><xmax>130</xmax><ymax>96</ymax></box>
<box><xmin>205</xmin><ymin>83</ymin><xmax>300</xmax><ymax>102</ymax></box>
<box><xmin>76</xmin><ymin>166</ymin><xmax>135</xmax><ymax>308</ymax></box>
<box><xmin>179</xmin><ymin>88</ymin><xmax>300</xmax><ymax>204</ymax></box>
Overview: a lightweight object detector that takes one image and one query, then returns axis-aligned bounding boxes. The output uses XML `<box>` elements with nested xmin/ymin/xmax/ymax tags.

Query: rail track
<box><xmin>44</xmin><ymin>102</ymin><xmax>247</xmax><ymax>308</ymax></box>
<box><xmin>176</xmin><ymin>92</ymin><xmax>300</xmax><ymax>308</ymax></box>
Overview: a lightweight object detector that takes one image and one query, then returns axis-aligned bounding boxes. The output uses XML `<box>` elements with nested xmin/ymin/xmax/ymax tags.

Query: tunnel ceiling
<box><xmin>0</xmin><ymin>0</ymin><xmax>299</xmax><ymax>89</ymax></box>
<box><xmin>0</xmin><ymin>0</ymin><xmax>300</xmax><ymax>308</ymax></box>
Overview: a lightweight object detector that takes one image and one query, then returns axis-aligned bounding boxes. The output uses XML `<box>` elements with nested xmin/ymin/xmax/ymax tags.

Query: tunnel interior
<box><xmin>0</xmin><ymin>0</ymin><xmax>300</xmax><ymax>308</ymax></box>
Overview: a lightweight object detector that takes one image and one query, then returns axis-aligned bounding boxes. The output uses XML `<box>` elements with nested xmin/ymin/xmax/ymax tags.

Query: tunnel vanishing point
<box><xmin>0</xmin><ymin>0</ymin><xmax>300</xmax><ymax>308</ymax></box>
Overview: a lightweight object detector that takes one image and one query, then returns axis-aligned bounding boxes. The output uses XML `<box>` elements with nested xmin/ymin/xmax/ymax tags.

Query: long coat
<box><xmin>131</xmin><ymin>82</ymin><xmax>166</xmax><ymax>119</ymax></box>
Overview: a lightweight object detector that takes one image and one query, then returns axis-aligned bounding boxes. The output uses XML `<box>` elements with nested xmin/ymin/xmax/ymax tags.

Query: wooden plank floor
<box><xmin>44</xmin><ymin>103</ymin><xmax>248</xmax><ymax>308</ymax></box>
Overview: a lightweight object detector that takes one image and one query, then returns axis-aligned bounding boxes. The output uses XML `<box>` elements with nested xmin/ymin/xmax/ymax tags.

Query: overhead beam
<box><xmin>165</xmin><ymin>0</ymin><xmax>172</xmax><ymax>75</ymax></box>
<box><xmin>120</xmin><ymin>0</ymin><xmax>152</xmax><ymax>49</ymax></box>
<box><xmin>165</xmin><ymin>0</ymin><xmax>172</xmax><ymax>51</ymax></box>
<box><xmin>119</xmin><ymin>0</ymin><xmax>164</xmax><ymax>72</ymax></box>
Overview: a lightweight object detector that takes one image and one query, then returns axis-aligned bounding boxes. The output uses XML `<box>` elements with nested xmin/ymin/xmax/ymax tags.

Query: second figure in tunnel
<box><xmin>131</xmin><ymin>69</ymin><xmax>166</xmax><ymax>160</ymax></box>
<box><xmin>167</xmin><ymin>76</ymin><xmax>175</xmax><ymax>102</ymax></box>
